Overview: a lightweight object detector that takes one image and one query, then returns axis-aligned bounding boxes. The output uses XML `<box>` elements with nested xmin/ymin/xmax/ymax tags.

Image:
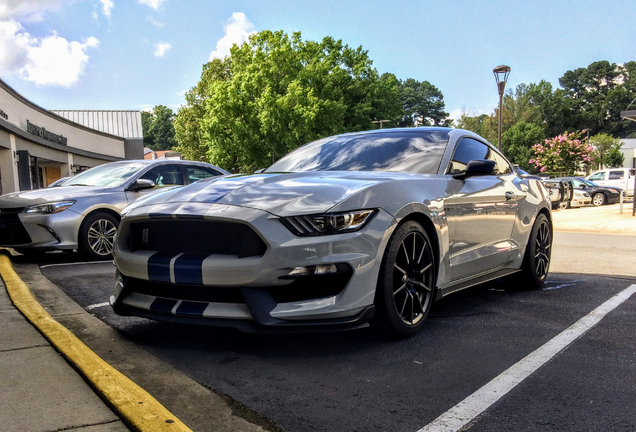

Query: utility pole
<box><xmin>372</xmin><ymin>120</ymin><xmax>390</xmax><ymax>129</ymax></box>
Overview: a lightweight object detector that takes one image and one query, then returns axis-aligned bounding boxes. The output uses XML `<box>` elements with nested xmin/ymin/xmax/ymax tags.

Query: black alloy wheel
<box><xmin>508</xmin><ymin>213</ymin><xmax>552</xmax><ymax>290</ymax></box>
<box><xmin>375</xmin><ymin>221</ymin><xmax>436</xmax><ymax>337</ymax></box>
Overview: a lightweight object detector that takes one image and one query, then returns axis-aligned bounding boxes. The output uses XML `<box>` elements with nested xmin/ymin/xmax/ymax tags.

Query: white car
<box><xmin>586</xmin><ymin>168</ymin><xmax>635</xmax><ymax>197</ymax></box>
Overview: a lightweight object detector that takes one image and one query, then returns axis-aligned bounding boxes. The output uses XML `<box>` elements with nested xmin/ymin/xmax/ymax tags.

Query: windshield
<box><xmin>265</xmin><ymin>131</ymin><xmax>449</xmax><ymax>174</ymax></box>
<box><xmin>63</xmin><ymin>162</ymin><xmax>147</xmax><ymax>188</ymax></box>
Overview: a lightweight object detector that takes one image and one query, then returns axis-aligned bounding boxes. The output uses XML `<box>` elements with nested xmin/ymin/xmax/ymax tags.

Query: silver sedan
<box><xmin>0</xmin><ymin>159</ymin><xmax>228</xmax><ymax>259</ymax></box>
<box><xmin>111</xmin><ymin>128</ymin><xmax>552</xmax><ymax>337</ymax></box>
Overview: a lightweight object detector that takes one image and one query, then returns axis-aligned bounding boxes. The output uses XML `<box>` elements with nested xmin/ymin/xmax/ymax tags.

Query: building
<box><xmin>143</xmin><ymin>147</ymin><xmax>183</xmax><ymax>160</ymax></box>
<box><xmin>0</xmin><ymin>78</ymin><xmax>143</xmax><ymax>194</ymax></box>
<box><xmin>620</xmin><ymin>138</ymin><xmax>636</xmax><ymax>169</ymax></box>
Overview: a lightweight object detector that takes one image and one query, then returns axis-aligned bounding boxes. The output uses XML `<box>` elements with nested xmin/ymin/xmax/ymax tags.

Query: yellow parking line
<box><xmin>0</xmin><ymin>251</ymin><xmax>192</xmax><ymax>432</ymax></box>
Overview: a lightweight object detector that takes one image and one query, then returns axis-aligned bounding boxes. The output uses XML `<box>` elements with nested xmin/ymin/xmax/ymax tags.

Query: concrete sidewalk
<box><xmin>0</xmin><ymin>277</ymin><xmax>129</xmax><ymax>432</ymax></box>
<box><xmin>551</xmin><ymin>202</ymin><xmax>636</xmax><ymax>235</ymax></box>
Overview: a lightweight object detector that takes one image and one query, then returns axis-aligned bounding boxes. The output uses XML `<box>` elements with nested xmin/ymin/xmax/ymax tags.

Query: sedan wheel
<box><xmin>592</xmin><ymin>193</ymin><xmax>606</xmax><ymax>206</ymax></box>
<box><xmin>79</xmin><ymin>212</ymin><xmax>119</xmax><ymax>260</ymax></box>
<box><xmin>374</xmin><ymin>221</ymin><xmax>436</xmax><ymax>337</ymax></box>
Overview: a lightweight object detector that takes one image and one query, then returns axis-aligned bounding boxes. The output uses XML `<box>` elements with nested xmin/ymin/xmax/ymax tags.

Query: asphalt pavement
<box><xmin>0</xmin><ymin>203</ymin><xmax>634</xmax><ymax>432</ymax></box>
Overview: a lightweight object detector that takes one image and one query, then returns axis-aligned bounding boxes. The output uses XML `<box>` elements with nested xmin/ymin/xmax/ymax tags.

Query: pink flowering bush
<box><xmin>529</xmin><ymin>131</ymin><xmax>594</xmax><ymax>176</ymax></box>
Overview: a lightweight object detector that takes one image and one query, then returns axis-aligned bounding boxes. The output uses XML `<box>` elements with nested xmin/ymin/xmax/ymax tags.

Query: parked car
<box><xmin>586</xmin><ymin>168</ymin><xmax>635</xmax><ymax>197</ymax></box>
<box><xmin>111</xmin><ymin>128</ymin><xmax>553</xmax><ymax>337</ymax></box>
<box><xmin>551</xmin><ymin>177</ymin><xmax>622</xmax><ymax>206</ymax></box>
<box><xmin>0</xmin><ymin>159</ymin><xmax>229</xmax><ymax>259</ymax></box>
<box><xmin>542</xmin><ymin>179</ymin><xmax>574</xmax><ymax>210</ymax></box>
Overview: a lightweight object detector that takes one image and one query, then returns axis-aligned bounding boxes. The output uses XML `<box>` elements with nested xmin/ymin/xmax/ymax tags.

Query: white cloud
<box><xmin>0</xmin><ymin>0</ymin><xmax>69</xmax><ymax>21</ymax></box>
<box><xmin>208</xmin><ymin>12</ymin><xmax>255</xmax><ymax>61</ymax></box>
<box><xmin>145</xmin><ymin>16</ymin><xmax>164</xmax><ymax>27</ymax></box>
<box><xmin>154</xmin><ymin>42</ymin><xmax>171</xmax><ymax>57</ymax></box>
<box><xmin>0</xmin><ymin>19</ymin><xmax>99</xmax><ymax>87</ymax></box>
<box><xmin>138</xmin><ymin>0</ymin><xmax>166</xmax><ymax>11</ymax></box>
<box><xmin>100</xmin><ymin>0</ymin><xmax>114</xmax><ymax>18</ymax></box>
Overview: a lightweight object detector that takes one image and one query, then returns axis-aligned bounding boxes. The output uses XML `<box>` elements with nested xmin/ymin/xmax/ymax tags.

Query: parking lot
<box><xmin>11</xmin><ymin>224</ymin><xmax>636</xmax><ymax>432</ymax></box>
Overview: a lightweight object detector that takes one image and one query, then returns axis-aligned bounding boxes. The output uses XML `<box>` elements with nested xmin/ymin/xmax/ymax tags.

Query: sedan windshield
<box><xmin>63</xmin><ymin>162</ymin><xmax>146</xmax><ymax>188</ymax></box>
<box><xmin>265</xmin><ymin>131</ymin><xmax>449</xmax><ymax>174</ymax></box>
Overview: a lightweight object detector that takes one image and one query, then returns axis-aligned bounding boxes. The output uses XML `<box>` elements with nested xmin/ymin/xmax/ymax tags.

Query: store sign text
<box><xmin>26</xmin><ymin>120</ymin><xmax>67</xmax><ymax>145</ymax></box>
<box><xmin>0</xmin><ymin>108</ymin><xmax>7</xmax><ymax>120</ymax></box>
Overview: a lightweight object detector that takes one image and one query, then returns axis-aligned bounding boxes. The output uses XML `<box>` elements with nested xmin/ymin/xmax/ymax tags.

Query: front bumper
<box><xmin>0</xmin><ymin>208</ymin><xmax>81</xmax><ymax>250</ymax></box>
<box><xmin>111</xmin><ymin>203</ymin><xmax>395</xmax><ymax>329</ymax></box>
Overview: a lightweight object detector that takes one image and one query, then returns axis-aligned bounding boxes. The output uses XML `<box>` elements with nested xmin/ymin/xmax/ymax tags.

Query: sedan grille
<box><xmin>128</xmin><ymin>220</ymin><xmax>266</xmax><ymax>258</ymax></box>
<box><xmin>0</xmin><ymin>209</ymin><xmax>31</xmax><ymax>245</ymax></box>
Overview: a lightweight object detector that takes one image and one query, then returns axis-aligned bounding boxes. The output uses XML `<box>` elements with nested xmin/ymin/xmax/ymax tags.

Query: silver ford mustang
<box><xmin>111</xmin><ymin>128</ymin><xmax>552</xmax><ymax>337</ymax></box>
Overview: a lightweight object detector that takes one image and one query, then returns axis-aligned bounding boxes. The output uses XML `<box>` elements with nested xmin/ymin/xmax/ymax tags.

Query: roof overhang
<box><xmin>621</xmin><ymin>110</ymin><xmax>636</xmax><ymax>122</ymax></box>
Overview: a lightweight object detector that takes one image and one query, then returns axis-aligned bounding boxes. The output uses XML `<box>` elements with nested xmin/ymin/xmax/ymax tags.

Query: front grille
<box><xmin>126</xmin><ymin>277</ymin><xmax>245</xmax><ymax>303</ymax></box>
<box><xmin>129</xmin><ymin>220</ymin><xmax>267</xmax><ymax>258</ymax></box>
<box><xmin>0</xmin><ymin>209</ymin><xmax>31</xmax><ymax>245</ymax></box>
<box><xmin>267</xmin><ymin>269</ymin><xmax>352</xmax><ymax>303</ymax></box>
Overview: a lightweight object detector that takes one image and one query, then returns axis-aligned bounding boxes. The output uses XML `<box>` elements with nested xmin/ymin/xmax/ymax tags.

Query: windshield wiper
<box><xmin>66</xmin><ymin>183</ymin><xmax>94</xmax><ymax>187</ymax></box>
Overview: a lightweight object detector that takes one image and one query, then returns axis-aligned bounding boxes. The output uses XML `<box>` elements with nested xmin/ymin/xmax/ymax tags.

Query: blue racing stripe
<box><xmin>174</xmin><ymin>254</ymin><xmax>206</xmax><ymax>285</ymax></box>
<box><xmin>150</xmin><ymin>298</ymin><xmax>178</xmax><ymax>313</ymax></box>
<box><xmin>148</xmin><ymin>251</ymin><xmax>177</xmax><ymax>282</ymax></box>
<box><xmin>176</xmin><ymin>301</ymin><xmax>208</xmax><ymax>316</ymax></box>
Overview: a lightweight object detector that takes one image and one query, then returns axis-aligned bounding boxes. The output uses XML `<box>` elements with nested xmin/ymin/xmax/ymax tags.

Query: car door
<box><xmin>445</xmin><ymin>138</ymin><xmax>522</xmax><ymax>281</ymax></box>
<box><xmin>125</xmin><ymin>163</ymin><xmax>185</xmax><ymax>203</ymax></box>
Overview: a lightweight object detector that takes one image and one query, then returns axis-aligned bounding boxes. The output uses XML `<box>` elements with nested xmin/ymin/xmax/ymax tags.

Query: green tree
<box><xmin>501</xmin><ymin>121</ymin><xmax>546</xmax><ymax>171</ymax></box>
<box><xmin>174</xmin><ymin>59</ymin><xmax>230</xmax><ymax>161</ymax></box>
<box><xmin>141</xmin><ymin>111</ymin><xmax>155</xmax><ymax>149</ymax></box>
<box><xmin>396</xmin><ymin>78</ymin><xmax>450</xmax><ymax>127</ymax></box>
<box><xmin>530</xmin><ymin>131</ymin><xmax>594</xmax><ymax>176</ymax></box>
<box><xmin>199</xmin><ymin>30</ymin><xmax>403</xmax><ymax>172</ymax></box>
<box><xmin>589</xmin><ymin>133</ymin><xmax>624</xmax><ymax>169</ymax></box>
<box><xmin>142</xmin><ymin>105</ymin><xmax>177</xmax><ymax>151</ymax></box>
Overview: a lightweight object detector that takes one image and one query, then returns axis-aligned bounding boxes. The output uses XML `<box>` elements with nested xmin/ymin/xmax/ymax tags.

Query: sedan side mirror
<box><xmin>453</xmin><ymin>159</ymin><xmax>497</xmax><ymax>179</ymax></box>
<box><xmin>129</xmin><ymin>179</ymin><xmax>156</xmax><ymax>191</ymax></box>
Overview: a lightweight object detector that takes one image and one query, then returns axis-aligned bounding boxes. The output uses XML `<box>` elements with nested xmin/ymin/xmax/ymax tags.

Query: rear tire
<box><xmin>373</xmin><ymin>221</ymin><xmax>436</xmax><ymax>338</ymax></box>
<box><xmin>79</xmin><ymin>212</ymin><xmax>119</xmax><ymax>260</ymax></box>
<box><xmin>508</xmin><ymin>213</ymin><xmax>552</xmax><ymax>290</ymax></box>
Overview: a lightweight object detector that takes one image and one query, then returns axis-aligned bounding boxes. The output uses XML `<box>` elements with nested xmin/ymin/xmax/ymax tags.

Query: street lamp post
<box><xmin>493</xmin><ymin>65</ymin><xmax>511</xmax><ymax>151</ymax></box>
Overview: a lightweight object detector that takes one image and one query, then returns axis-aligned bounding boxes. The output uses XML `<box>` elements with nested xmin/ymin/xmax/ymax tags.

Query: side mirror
<box><xmin>453</xmin><ymin>159</ymin><xmax>497</xmax><ymax>179</ymax></box>
<box><xmin>254</xmin><ymin>168</ymin><xmax>265</xmax><ymax>174</ymax></box>
<box><xmin>130</xmin><ymin>179</ymin><xmax>156</xmax><ymax>191</ymax></box>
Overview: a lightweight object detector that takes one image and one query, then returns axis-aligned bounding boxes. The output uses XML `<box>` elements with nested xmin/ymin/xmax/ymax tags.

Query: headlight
<box><xmin>23</xmin><ymin>201</ymin><xmax>75</xmax><ymax>215</ymax></box>
<box><xmin>281</xmin><ymin>209</ymin><xmax>375</xmax><ymax>236</ymax></box>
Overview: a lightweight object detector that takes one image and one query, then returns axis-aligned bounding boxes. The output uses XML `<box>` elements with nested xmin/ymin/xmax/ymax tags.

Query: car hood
<box><xmin>0</xmin><ymin>186</ymin><xmax>110</xmax><ymax>208</ymax></box>
<box><xmin>126</xmin><ymin>171</ymin><xmax>421</xmax><ymax>216</ymax></box>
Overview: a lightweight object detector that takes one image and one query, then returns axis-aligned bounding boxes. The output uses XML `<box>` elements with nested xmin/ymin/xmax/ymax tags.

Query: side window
<box><xmin>588</xmin><ymin>172</ymin><xmax>605</xmax><ymax>181</ymax></box>
<box><xmin>608</xmin><ymin>170</ymin><xmax>624</xmax><ymax>180</ymax></box>
<box><xmin>449</xmin><ymin>138</ymin><xmax>490</xmax><ymax>174</ymax></box>
<box><xmin>140</xmin><ymin>165</ymin><xmax>184</xmax><ymax>188</ymax></box>
<box><xmin>449</xmin><ymin>138</ymin><xmax>511</xmax><ymax>175</ymax></box>
<box><xmin>186</xmin><ymin>166</ymin><xmax>221</xmax><ymax>183</ymax></box>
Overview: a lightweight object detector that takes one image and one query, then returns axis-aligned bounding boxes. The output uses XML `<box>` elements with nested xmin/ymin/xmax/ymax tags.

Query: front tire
<box><xmin>592</xmin><ymin>193</ymin><xmax>606</xmax><ymax>206</ymax></box>
<box><xmin>509</xmin><ymin>213</ymin><xmax>552</xmax><ymax>290</ymax></box>
<box><xmin>79</xmin><ymin>212</ymin><xmax>119</xmax><ymax>260</ymax></box>
<box><xmin>374</xmin><ymin>221</ymin><xmax>436</xmax><ymax>338</ymax></box>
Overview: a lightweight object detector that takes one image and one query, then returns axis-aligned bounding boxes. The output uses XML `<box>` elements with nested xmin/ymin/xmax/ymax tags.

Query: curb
<box><xmin>0</xmin><ymin>251</ymin><xmax>192</xmax><ymax>432</ymax></box>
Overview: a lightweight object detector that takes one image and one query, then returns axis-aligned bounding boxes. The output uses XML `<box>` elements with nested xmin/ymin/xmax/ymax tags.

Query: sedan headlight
<box><xmin>281</xmin><ymin>209</ymin><xmax>375</xmax><ymax>236</ymax></box>
<box><xmin>23</xmin><ymin>201</ymin><xmax>75</xmax><ymax>215</ymax></box>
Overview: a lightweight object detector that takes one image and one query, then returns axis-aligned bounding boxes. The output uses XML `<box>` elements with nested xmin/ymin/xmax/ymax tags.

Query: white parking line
<box><xmin>40</xmin><ymin>261</ymin><xmax>114</xmax><ymax>269</ymax></box>
<box><xmin>417</xmin><ymin>284</ymin><xmax>636</xmax><ymax>432</ymax></box>
<box><xmin>86</xmin><ymin>302</ymin><xmax>111</xmax><ymax>310</ymax></box>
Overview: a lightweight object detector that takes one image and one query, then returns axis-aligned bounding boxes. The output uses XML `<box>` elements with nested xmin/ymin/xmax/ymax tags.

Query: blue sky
<box><xmin>1</xmin><ymin>0</ymin><xmax>635</xmax><ymax>121</ymax></box>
